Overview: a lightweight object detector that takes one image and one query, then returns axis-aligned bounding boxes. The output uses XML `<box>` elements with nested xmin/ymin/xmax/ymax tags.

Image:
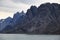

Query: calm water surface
<box><xmin>0</xmin><ymin>34</ymin><xmax>60</xmax><ymax>40</ymax></box>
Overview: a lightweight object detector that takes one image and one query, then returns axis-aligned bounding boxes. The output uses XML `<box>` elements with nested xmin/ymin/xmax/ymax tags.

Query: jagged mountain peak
<box><xmin>13</xmin><ymin>11</ymin><xmax>25</xmax><ymax>18</ymax></box>
<box><xmin>0</xmin><ymin>3</ymin><xmax>60</xmax><ymax>34</ymax></box>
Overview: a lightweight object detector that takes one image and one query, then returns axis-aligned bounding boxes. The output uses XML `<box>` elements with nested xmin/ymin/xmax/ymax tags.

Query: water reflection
<box><xmin>0</xmin><ymin>34</ymin><xmax>60</xmax><ymax>40</ymax></box>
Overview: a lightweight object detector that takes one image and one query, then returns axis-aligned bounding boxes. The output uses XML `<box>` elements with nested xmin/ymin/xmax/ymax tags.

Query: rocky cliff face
<box><xmin>0</xmin><ymin>17</ymin><xmax>13</xmax><ymax>31</ymax></box>
<box><xmin>1</xmin><ymin>3</ymin><xmax>60</xmax><ymax>34</ymax></box>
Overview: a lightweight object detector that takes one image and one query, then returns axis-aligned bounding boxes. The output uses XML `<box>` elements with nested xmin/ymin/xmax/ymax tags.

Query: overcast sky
<box><xmin>0</xmin><ymin>0</ymin><xmax>60</xmax><ymax>19</ymax></box>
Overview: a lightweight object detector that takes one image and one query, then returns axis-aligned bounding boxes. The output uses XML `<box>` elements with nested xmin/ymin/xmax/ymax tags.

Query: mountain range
<box><xmin>0</xmin><ymin>3</ymin><xmax>60</xmax><ymax>34</ymax></box>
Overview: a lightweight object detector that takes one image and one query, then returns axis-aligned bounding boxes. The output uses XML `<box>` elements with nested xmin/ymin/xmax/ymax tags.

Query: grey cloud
<box><xmin>0</xmin><ymin>0</ymin><xmax>22</xmax><ymax>13</ymax></box>
<box><xmin>0</xmin><ymin>4</ymin><xmax>18</xmax><ymax>13</ymax></box>
<box><xmin>0</xmin><ymin>7</ymin><xmax>18</xmax><ymax>13</ymax></box>
<box><xmin>12</xmin><ymin>0</ymin><xmax>36</xmax><ymax>4</ymax></box>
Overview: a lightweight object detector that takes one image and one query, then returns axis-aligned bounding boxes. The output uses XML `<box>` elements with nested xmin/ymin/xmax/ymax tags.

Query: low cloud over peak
<box><xmin>12</xmin><ymin>0</ymin><xmax>36</xmax><ymax>5</ymax></box>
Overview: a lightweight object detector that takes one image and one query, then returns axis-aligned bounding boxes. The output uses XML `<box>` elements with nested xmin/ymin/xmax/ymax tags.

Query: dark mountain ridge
<box><xmin>0</xmin><ymin>3</ymin><xmax>60</xmax><ymax>34</ymax></box>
